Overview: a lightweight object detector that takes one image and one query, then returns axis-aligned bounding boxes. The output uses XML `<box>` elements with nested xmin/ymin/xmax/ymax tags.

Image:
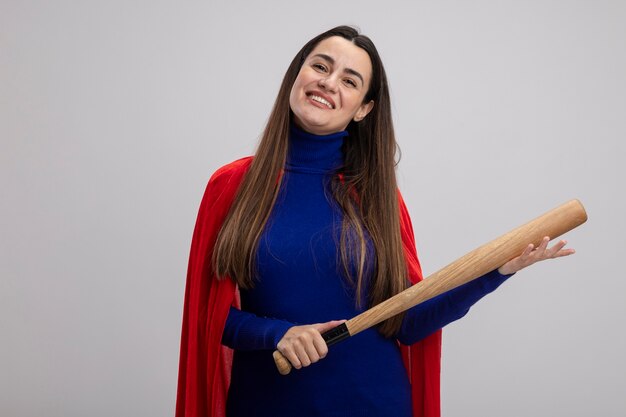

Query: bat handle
<box><xmin>273</xmin><ymin>350</ymin><xmax>292</xmax><ymax>375</ymax></box>
<box><xmin>272</xmin><ymin>323</ymin><xmax>351</xmax><ymax>375</ymax></box>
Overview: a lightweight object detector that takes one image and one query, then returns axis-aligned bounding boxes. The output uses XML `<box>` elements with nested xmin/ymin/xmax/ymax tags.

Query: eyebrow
<box><xmin>312</xmin><ymin>53</ymin><xmax>365</xmax><ymax>86</ymax></box>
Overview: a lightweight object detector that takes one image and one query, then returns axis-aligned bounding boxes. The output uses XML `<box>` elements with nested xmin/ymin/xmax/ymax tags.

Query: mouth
<box><xmin>306</xmin><ymin>92</ymin><xmax>335</xmax><ymax>109</ymax></box>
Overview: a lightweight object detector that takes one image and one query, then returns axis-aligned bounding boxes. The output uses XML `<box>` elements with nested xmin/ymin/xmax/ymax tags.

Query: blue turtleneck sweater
<box><xmin>222</xmin><ymin>124</ymin><xmax>512</xmax><ymax>417</ymax></box>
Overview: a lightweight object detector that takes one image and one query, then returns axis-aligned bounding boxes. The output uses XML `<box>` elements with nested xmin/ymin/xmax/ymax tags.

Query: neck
<box><xmin>286</xmin><ymin>123</ymin><xmax>348</xmax><ymax>173</ymax></box>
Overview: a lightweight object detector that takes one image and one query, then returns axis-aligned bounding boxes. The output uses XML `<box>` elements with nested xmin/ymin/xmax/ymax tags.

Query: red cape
<box><xmin>175</xmin><ymin>156</ymin><xmax>442</xmax><ymax>417</ymax></box>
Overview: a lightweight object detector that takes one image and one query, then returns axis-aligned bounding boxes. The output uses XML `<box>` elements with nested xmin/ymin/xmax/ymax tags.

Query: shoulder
<box><xmin>196</xmin><ymin>156</ymin><xmax>254</xmax><ymax>209</ymax></box>
<box><xmin>204</xmin><ymin>156</ymin><xmax>255</xmax><ymax>196</ymax></box>
<box><xmin>208</xmin><ymin>156</ymin><xmax>254</xmax><ymax>185</ymax></box>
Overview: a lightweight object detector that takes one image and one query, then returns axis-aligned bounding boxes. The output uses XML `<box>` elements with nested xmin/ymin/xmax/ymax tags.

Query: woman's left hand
<box><xmin>497</xmin><ymin>236</ymin><xmax>576</xmax><ymax>275</ymax></box>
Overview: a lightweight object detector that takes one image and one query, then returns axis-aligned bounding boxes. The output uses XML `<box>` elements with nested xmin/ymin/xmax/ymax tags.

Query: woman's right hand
<box><xmin>276</xmin><ymin>320</ymin><xmax>346</xmax><ymax>370</ymax></box>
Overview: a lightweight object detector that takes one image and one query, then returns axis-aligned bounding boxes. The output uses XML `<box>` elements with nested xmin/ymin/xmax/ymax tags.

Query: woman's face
<box><xmin>289</xmin><ymin>36</ymin><xmax>375</xmax><ymax>135</ymax></box>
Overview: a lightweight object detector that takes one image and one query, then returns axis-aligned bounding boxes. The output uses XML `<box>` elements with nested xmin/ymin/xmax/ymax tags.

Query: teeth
<box><xmin>309</xmin><ymin>95</ymin><xmax>333</xmax><ymax>109</ymax></box>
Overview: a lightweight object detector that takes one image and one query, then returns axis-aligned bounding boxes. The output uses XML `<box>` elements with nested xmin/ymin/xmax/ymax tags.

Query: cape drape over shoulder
<box><xmin>175</xmin><ymin>156</ymin><xmax>442</xmax><ymax>417</ymax></box>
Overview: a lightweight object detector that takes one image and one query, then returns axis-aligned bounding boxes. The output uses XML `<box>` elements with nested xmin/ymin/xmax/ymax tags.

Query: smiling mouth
<box><xmin>307</xmin><ymin>93</ymin><xmax>334</xmax><ymax>109</ymax></box>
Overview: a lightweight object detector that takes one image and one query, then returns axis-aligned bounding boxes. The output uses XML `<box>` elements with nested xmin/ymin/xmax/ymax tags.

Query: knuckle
<box><xmin>290</xmin><ymin>353</ymin><xmax>300</xmax><ymax>364</ymax></box>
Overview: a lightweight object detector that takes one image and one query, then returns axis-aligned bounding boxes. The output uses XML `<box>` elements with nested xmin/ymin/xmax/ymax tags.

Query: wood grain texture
<box><xmin>273</xmin><ymin>350</ymin><xmax>291</xmax><ymax>376</ymax></box>
<box><xmin>273</xmin><ymin>199</ymin><xmax>588</xmax><ymax>375</ymax></box>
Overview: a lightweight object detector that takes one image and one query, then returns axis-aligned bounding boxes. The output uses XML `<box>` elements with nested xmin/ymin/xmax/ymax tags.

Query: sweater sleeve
<box><xmin>221</xmin><ymin>307</ymin><xmax>294</xmax><ymax>351</ymax></box>
<box><xmin>397</xmin><ymin>268</ymin><xmax>514</xmax><ymax>345</ymax></box>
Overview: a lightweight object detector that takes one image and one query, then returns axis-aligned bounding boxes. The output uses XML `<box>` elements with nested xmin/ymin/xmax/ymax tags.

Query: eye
<box><xmin>344</xmin><ymin>79</ymin><xmax>357</xmax><ymax>87</ymax></box>
<box><xmin>312</xmin><ymin>63</ymin><xmax>327</xmax><ymax>72</ymax></box>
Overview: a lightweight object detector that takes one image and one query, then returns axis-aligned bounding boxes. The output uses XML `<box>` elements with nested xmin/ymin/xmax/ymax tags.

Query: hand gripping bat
<box><xmin>273</xmin><ymin>199</ymin><xmax>588</xmax><ymax>375</ymax></box>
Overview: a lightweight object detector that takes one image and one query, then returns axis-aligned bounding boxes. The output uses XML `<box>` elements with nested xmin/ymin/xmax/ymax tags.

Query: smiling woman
<box><xmin>175</xmin><ymin>25</ymin><xmax>574</xmax><ymax>417</ymax></box>
<box><xmin>289</xmin><ymin>37</ymin><xmax>374</xmax><ymax>135</ymax></box>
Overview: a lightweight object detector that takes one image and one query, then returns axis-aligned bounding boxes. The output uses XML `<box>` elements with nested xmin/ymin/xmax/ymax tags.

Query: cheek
<box><xmin>345</xmin><ymin>94</ymin><xmax>365</xmax><ymax>114</ymax></box>
<box><xmin>289</xmin><ymin>73</ymin><xmax>307</xmax><ymax>110</ymax></box>
<box><xmin>288</xmin><ymin>84</ymin><xmax>298</xmax><ymax>112</ymax></box>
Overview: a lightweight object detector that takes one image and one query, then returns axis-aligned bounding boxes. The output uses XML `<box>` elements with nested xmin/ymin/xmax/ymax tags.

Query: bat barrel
<box><xmin>347</xmin><ymin>199</ymin><xmax>587</xmax><ymax>335</ymax></box>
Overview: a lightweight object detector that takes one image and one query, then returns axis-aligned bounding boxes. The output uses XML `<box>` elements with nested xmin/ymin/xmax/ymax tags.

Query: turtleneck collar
<box><xmin>286</xmin><ymin>123</ymin><xmax>349</xmax><ymax>174</ymax></box>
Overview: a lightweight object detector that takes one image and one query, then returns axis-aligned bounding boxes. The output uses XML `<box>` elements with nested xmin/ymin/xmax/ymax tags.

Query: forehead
<box><xmin>306</xmin><ymin>36</ymin><xmax>372</xmax><ymax>81</ymax></box>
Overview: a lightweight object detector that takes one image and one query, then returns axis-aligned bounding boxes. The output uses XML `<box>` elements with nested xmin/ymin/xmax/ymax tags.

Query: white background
<box><xmin>2</xmin><ymin>1</ymin><xmax>624</xmax><ymax>416</ymax></box>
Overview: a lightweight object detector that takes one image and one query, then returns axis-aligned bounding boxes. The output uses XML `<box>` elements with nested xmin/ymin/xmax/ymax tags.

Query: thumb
<box><xmin>313</xmin><ymin>319</ymin><xmax>347</xmax><ymax>333</ymax></box>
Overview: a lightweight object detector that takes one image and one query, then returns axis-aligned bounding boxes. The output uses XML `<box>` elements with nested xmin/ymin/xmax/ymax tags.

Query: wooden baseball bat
<box><xmin>273</xmin><ymin>199</ymin><xmax>588</xmax><ymax>375</ymax></box>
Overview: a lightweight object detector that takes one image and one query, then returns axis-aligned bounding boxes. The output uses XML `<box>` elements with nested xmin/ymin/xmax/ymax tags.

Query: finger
<box><xmin>293</xmin><ymin>342</ymin><xmax>311</xmax><ymax>367</ymax></box>
<box><xmin>527</xmin><ymin>237</ymin><xmax>549</xmax><ymax>261</ymax></box>
<box><xmin>303</xmin><ymin>335</ymin><xmax>321</xmax><ymax>363</ymax></box>
<box><xmin>314</xmin><ymin>320</ymin><xmax>346</xmax><ymax>333</ymax></box>
<box><xmin>546</xmin><ymin>239</ymin><xmax>567</xmax><ymax>257</ymax></box>
<box><xmin>311</xmin><ymin>332</ymin><xmax>329</xmax><ymax>359</ymax></box>
<box><xmin>535</xmin><ymin>236</ymin><xmax>550</xmax><ymax>254</ymax></box>
<box><xmin>279</xmin><ymin>345</ymin><xmax>302</xmax><ymax>370</ymax></box>
<box><xmin>520</xmin><ymin>243</ymin><xmax>534</xmax><ymax>261</ymax></box>
<box><xmin>552</xmin><ymin>248</ymin><xmax>576</xmax><ymax>258</ymax></box>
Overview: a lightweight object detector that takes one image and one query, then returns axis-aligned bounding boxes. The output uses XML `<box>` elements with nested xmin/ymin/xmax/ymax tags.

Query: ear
<box><xmin>353</xmin><ymin>100</ymin><xmax>374</xmax><ymax>122</ymax></box>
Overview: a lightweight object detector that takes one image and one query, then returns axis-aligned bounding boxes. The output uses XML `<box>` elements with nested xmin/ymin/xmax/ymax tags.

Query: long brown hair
<box><xmin>212</xmin><ymin>26</ymin><xmax>409</xmax><ymax>337</ymax></box>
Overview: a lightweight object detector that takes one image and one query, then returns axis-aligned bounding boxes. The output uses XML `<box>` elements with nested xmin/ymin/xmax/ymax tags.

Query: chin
<box><xmin>293</xmin><ymin>114</ymin><xmax>322</xmax><ymax>131</ymax></box>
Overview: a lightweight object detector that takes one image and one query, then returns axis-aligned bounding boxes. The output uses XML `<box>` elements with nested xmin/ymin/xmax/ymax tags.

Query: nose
<box><xmin>318</xmin><ymin>75</ymin><xmax>338</xmax><ymax>92</ymax></box>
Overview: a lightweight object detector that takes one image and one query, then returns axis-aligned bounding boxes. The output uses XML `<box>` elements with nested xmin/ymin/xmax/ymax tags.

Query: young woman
<box><xmin>175</xmin><ymin>26</ymin><xmax>574</xmax><ymax>417</ymax></box>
